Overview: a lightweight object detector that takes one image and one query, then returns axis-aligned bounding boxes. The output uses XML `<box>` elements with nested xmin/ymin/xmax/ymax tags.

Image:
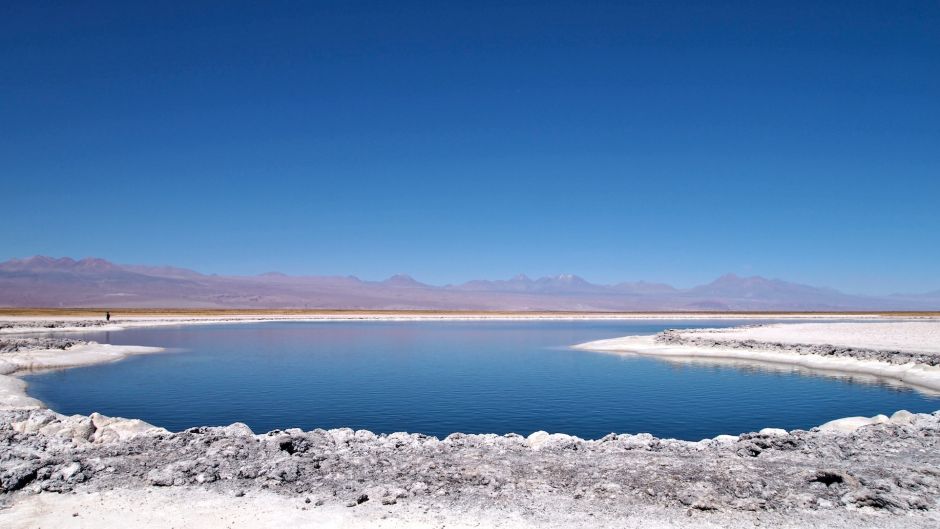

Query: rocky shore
<box><xmin>2</xmin><ymin>406</ymin><xmax>939</xmax><ymax>527</ymax></box>
<box><xmin>0</xmin><ymin>337</ymin><xmax>88</xmax><ymax>355</ymax></box>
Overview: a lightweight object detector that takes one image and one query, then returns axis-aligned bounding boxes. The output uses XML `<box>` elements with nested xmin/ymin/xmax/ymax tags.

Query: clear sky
<box><xmin>2</xmin><ymin>1</ymin><xmax>938</xmax><ymax>294</ymax></box>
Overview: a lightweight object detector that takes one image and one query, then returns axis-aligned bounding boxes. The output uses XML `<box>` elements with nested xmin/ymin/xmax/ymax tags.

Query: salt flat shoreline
<box><xmin>576</xmin><ymin>321</ymin><xmax>940</xmax><ymax>395</ymax></box>
<box><xmin>0</xmin><ymin>310</ymin><xmax>918</xmax><ymax>336</ymax></box>
<box><xmin>1</xmin><ymin>315</ymin><xmax>939</xmax><ymax>528</ymax></box>
<box><xmin>0</xmin><ymin>340</ymin><xmax>165</xmax><ymax>410</ymax></box>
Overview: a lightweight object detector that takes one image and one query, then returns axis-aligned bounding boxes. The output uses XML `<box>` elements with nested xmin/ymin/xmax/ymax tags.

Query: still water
<box><xmin>22</xmin><ymin>320</ymin><xmax>940</xmax><ymax>440</ymax></box>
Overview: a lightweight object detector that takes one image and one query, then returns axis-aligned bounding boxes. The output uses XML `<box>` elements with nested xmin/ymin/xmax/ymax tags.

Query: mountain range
<box><xmin>0</xmin><ymin>256</ymin><xmax>937</xmax><ymax>311</ymax></box>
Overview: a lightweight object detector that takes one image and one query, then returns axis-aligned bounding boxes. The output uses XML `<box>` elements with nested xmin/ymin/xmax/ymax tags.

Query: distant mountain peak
<box><xmin>712</xmin><ymin>273</ymin><xmax>748</xmax><ymax>283</ymax></box>
<box><xmin>382</xmin><ymin>274</ymin><xmax>426</xmax><ymax>287</ymax></box>
<box><xmin>689</xmin><ymin>273</ymin><xmax>846</xmax><ymax>305</ymax></box>
<box><xmin>74</xmin><ymin>257</ymin><xmax>118</xmax><ymax>271</ymax></box>
<box><xmin>14</xmin><ymin>255</ymin><xmax>75</xmax><ymax>267</ymax></box>
<box><xmin>27</xmin><ymin>256</ymin><xmax>68</xmax><ymax>266</ymax></box>
<box><xmin>706</xmin><ymin>273</ymin><xmax>782</xmax><ymax>287</ymax></box>
<box><xmin>612</xmin><ymin>280</ymin><xmax>678</xmax><ymax>294</ymax></box>
<box><xmin>537</xmin><ymin>274</ymin><xmax>590</xmax><ymax>285</ymax></box>
<box><xmin>0</xmin><ymin>255</ymin><xmax>119</xmax><ymax>272</ymax></box>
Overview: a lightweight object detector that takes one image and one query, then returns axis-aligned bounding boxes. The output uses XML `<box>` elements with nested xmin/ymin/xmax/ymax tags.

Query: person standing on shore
<box><xmin>106</xmin><ymin>311</ymin><xmax>111</xmax><ymax>322</ymax></box>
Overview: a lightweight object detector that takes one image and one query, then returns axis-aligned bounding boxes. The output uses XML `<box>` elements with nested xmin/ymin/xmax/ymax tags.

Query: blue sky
<box><xmin>2</xmin><ymin>1</ymin><xmax>938</xmax><ymax>294</ymax></box>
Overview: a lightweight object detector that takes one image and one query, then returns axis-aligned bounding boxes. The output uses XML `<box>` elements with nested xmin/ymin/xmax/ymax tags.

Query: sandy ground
<box><xmin>2</xmin><ymin>315</ymin><xmax>939</xmax><ymax>528</ymax></box>
<box><xmin>3</xmin><ymin>487</ymin><xmax>935</xmax><ymax>529</ymax></box>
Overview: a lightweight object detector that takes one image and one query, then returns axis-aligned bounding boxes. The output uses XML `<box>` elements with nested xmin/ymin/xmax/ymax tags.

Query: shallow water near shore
<box><xmin>21</xmin><ymin>320</ymin><xmax>940</xmax><ymax>440</ymax></box>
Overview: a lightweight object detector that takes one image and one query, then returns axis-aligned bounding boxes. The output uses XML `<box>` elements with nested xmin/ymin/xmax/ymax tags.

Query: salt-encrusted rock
<box><xmin>525</xmin><ymin>431</ymin><xmax>580</xmax><ymax>450</ymax></box>
<box><xmin>218</xmin><ymin>422</ymin><xmax>255</xmax><ymax>437</ymax></box>
<box><xmin>0</xmin><ymin>337</ymin><xmax>88</xmax><ymax>354</ymax></box>
<box><xmin>526</xmin><ymin>431</ymin><xmax>551</xmax><ymax>449</ymax></box>
<box><xmin>88</xmin><ymin>412</ymin><xmax>168</xmax><ymax>443</ymax></box>
<box><xmin>329</xmin><ymin>427</ymin><xmax>355</xmax><ymax>445</ymax></box>
<box><xmin>39</xmin><ymin>415</ymin><xmax>95</xmax><ymax>441</ymax></box>
<box><xmin>758</xmin><ymin>428</ymin><xmax>789</xmax><ymax>436</ymax></box>
<box><xmin>619</xmin><ymin>432</ymin><xmax>657</xmax><ymax>450</ymax></box>
<box><xmin>0</xmin><ymin>321</ymin><xmax>111</xmax><ymax>333</ymax></box>
<box><xmin>11</xmin><ymin>410</ymin><xmax>58</xmax><ymax>434</ymax></box>
<box><xmin>58</xmin><ymin>462</ymin><xmax>82</xmax><ymax>480</ymax></box>
<box><xmin>0</xmin><ymin>462</ymin><xmax>43</xmax><ymax>493</ymax></box>
<box><xmin>818</xmin><ymin>414</ymin><xmax>890</xmax><ymax>434</ymax></box>
<box><xmin>146</xmin><ymin>467</ymin><xmax>176</xmax><ymax>487</ymax></box>
<box><xmin>354</xmin><ymin>429</ymin><xmax>376</xmax><ymax>442</ymax></box>
<box><xmin>890</xmin><ymin>410</ymin><xmax>915</xmax><ymax>425</ymax></box>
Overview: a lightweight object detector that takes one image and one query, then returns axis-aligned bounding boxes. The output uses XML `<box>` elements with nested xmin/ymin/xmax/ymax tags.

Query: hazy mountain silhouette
<box><xmin>381</xmin><ymin>274</ymin><xmax>428</xmax><ymax>288</ymax></box>
<box><xmin>0</xmin><ymin>256</ymin><xmax>935</xmax><ymax>311</ymax></box>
